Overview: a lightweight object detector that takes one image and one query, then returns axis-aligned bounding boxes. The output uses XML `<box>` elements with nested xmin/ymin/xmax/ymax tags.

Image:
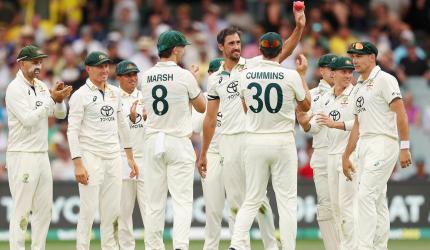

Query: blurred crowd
<box><xmin>0</xmin><ymin>0</ymin><xmax>429</xmax><ymax>181</ymax></box>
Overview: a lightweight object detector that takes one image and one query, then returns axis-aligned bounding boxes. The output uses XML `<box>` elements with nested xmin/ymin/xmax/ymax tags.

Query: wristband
<box><xmin>400</xmin><ymin>141</ymin><xmax>410</xmax><ymax>149</ymax></box>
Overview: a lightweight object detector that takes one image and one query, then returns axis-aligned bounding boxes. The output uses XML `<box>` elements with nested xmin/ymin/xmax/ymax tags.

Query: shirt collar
<box><xmin>318</xmin><ymin>79</ymin><xmax>332</xmax><ymax>90</ymax></box>
<box><xmin>85</xmin><ymin>78</ymin><xmax>114</xmax><ymax>94</ymax></box>
<box><xmin>259</xmin><ymin>59</ymin><xmax>280</xmax><ymax>66</ymax></box>
<box><xmin>85</xmin><ymin>78</ymin><xmax>100</xmax><ymax>91</ymax></box>
<box><xmin>329</xmin><ymin>84</ymin><xmax>354</xmax><ymax>98</ymax></box>
<box><xmin>120</xmin><ymin>87</ymin><xmax>139</xmax><ymax>98</ymax></box>
<box><xmin>357</xmin><ymin>65</ymin><xmax>381</xmax><ymax>84</ymax></box>
<box><xmin>155</xmin><ymin>61</ymin><xmax>177</xmax><ymax>67</ymax></box>
<box><xmin>218</xmin><ymin>56</ymin><xmax>247</xmax><ymax>74</ymax></box>
<box><xmin>17</xmin><ymin>70</ymin><xmax>37</xmax><ymax>87</ymax></box>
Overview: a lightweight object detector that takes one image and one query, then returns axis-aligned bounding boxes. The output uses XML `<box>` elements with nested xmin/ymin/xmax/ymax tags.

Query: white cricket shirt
<box><xmin>240</xmin><ymin>59</ymin><xmax>306</xmax><ymax>134</ymax></box>
<box><xmin>67</xmin><ymin>79</ymin><xmax>132</xmax><ymax>159</ymax></box>
<box><xmin>311</xmin><ymin>84</ymin><xmax>356</xmax><ymax>154</ymax></box>
<box><xmin>207</xmin><ymin>56</ymin><xmax>263</xmax><ymax>135</ymax></box>
<box><xmin>6</xmin><ymin>70</ymin><xmax>67</xmax><ymax>153</ymax></box>
<box><xmin>141</xmin><ymin>61</ymin><xmax>201</xmax><ymax>137</ymax></box>
<box><xmin>352</xmin><ymin>66</ymin><xmax>402</xmax><ymax>140</ymax></box>
<box><xmin>119</xmin><ymin>88</ymin><xmax>145</xmax><ymax>159</ymax></box>
<box><xmin>307</xmin><ymin>79</ymin><xmax>331</xmax><ymax>149</ymax></box>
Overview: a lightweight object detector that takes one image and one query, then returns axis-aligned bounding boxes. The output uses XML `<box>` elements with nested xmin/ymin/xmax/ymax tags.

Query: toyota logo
<box><xmin>129</xmin><ymin>113</ymin><xmax>143</xmax><ymax>124</ymax></box>
<box><xmin>329</xmin><ymin>110</ymin><xmax>341</xmax><ymax>121</ymax></box>
<box><xmin>356</xmin><ymin>96</ymin><xmax>364</xmax><ymax>108</ymax></box>
<box><xmin>226</xmin><ymin>81</ymin><xmax>238</xmax><ymax>93</ymax></box>
<box><xmin>100</xmin><ymin>105</ymin><xmax>114</xmax><ymax>117</ymax></box>
<box><xmin>35</xmin><ymin>101</ymin><xmax>43</xmax><ymax>107</ymax></box>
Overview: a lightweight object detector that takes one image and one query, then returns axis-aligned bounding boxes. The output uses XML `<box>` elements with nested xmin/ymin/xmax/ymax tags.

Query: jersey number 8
<box><xmin>247</xmin><ymin>82</ymin><xmax>283</xmax><ymax>113</ymax></box>
<box><xmin>152</xmin><ymin>85</ymin><xmax>169</xmax><ymax>116</ymax></box>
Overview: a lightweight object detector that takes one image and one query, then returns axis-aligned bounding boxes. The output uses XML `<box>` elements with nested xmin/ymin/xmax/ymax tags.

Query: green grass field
<box><xmin>1</xmin><ymin>240</ymin><xmax>428</xmax><ymax>249</ymax></box>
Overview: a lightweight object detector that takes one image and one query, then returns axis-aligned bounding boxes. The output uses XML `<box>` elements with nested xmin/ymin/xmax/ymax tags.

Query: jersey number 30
<box><xmin>247</xmin><ymin>82</ymin><xmax>283</xmax><ymax>113</ymax></box>
<box><xmin>152</xmin><ymin>85</ymin><xmax>168</xmax><ymax>115</ymax></box>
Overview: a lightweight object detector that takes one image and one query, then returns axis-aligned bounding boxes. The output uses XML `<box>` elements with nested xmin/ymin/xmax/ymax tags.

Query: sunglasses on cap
<box><xmin>260</xmin><ymin>39</ymin><xmax>281</xmax><ymax>49</ymax></box>
<box><xmin>350</xmin><ymin>42</ymin><xmax>364</xmax><ymax>50</ymax></box>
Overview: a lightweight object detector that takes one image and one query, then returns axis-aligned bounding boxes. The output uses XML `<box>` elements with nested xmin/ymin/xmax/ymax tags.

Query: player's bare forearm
<box><xmin>297</xmin><ymin>75</ymin><xmax>311</xmax><ymax>112</ymax></box>
<box><xmin>390</xmin><ymin>98</ymin><xmax>409</xmax><ymax>141</ymax></box>
<box><xmin>390</xmin><ymin>98</ymin><xmax>412</xmax><ymax>167</ymax></box>
<box><xmin>201</xmin><ymin>99</ymin><xmax>219</xmax><ymax>156</ymax></box>
<box><xmin>296</xmin><ymin>109</ymin><xmax>311</xmax><ymax>132</ymax></box>
<box><xmin>124</xmin><ymin>148</ymin><xmax>135</xmax><ymax>161</ymax></box>
<box><xmin>72</xmin><ymin>157</ymin><xmax>84</xmax><ymax>168</ymax></box>
<box><xmin>201</xmin><ymin>114</ymin><xmax>216</xmax><ymax>156</ymax></box>
<box><xmin>279</xmin><ymin>26</ymin><xmax>303</xmax><ymax>63</ymax></box>
<box><xmin>343</xmin><ymin>116</ymin><xmax>359</xmax><ymax>159</ymax></box>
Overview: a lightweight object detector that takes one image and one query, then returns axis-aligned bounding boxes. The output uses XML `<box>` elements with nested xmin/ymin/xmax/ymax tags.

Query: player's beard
<box><xmin>27</xmin><ymin>65</ymin><xmax>41</xmax><ymax>79</ymax></box>
<box><xmin>228</xmin><ymin>49</ymin><xmax>241</xmax><ymax>62</ymax></box>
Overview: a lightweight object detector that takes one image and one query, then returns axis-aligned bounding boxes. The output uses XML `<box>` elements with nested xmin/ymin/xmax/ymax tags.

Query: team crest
<box><xmin>340</xmin><ymin>96</ymin><xmax>349</xmax><ymax>106</ymax></box>
<box><xmin>354</xmin><ymin>42</ymin><xmax>364</xmax><ymax>50</ymax></box>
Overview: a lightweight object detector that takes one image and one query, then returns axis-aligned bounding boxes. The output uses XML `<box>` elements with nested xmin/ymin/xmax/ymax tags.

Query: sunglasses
<box><xmin>260</xmin><ymin>39</ymin><xmax>281</xmax><ymax>49</ymax></box>
<box><xmin>350</xmin><ymin>42</ymin><xmax>364</xmax><ymax>50</ymax></box>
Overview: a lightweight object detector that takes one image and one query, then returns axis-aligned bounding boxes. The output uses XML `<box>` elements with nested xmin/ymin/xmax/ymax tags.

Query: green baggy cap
<box><xmin>157</xmin><ymin>30</ymin><xmax>191</xmax><ymax>52</ymax></box>
<box><xmin>116</xmin><ymin>60</ymin><xmax>140</xmax><ymax>75</ymax></box>
<box><xmin>17</xmin><ymin>45</ymin><xmax>48</xmax><ymax>61</ymax></box>
<box><xmin>85</xmin><ymin>51</ymin><xmax>112</xmax><ymax>66</ymax></box>
<box><xmin>328</xmin><ymin>56</ymin><xmax>355</xmax><ymax>70</ymax></box>
<box><xmin>347</xmin><ymin>41</ymin><xmax>378</xmax><ymax>56</ymax></box>
<box><xmin>259</xmin><ymin>32</ymin><xmax>283</xmax><ymax>55</ymax></box>
<box><xmin>318</xmin><ymin>53</ymin><xmax>337</xmax><ymax>67</ymax></box>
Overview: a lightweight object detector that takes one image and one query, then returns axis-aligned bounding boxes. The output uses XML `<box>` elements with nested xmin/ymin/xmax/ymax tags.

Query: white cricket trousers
<box><xmin>76</xmin><ymin>151</ymin><xmax>122</xmax><ymax>250</ymax></box>
<box><xmin>143</xmin><ymin>133</ymin><xmax>195</xmax><ymax>250</ymax></box>
<box><xmin>327</xmin><ymin>153</ymin><xmax>357</xmax><ymax>250</ymax></box>
<box><xmin>118</xmin><ymin>179</ymin><xmax>145</xmax><ymax>250</ymax></box>
<box><xmin>118</xmin><ymin>156</ymin><xmax>145</xmax><ymax>250</ymax></box>
<box><xmin>219</xmin><ymin>133</ymin><xmax>277</xmax><ymax>250</ymax></box>
<box><xmin>311</xmin><ymin>148</ymin><xmax>340</xmax><ymax>250</ymax></box>
<box><xmin>355</xmin><ymin>136</ymin><xmax>398</xmax><ymax>250</ymax></box>
<box><xmin>7</xmin><ymin>152</ymin><xmax>52</xmax><ymax>250</ymax></box>
<box><xmin>230</xmin><ymin>133</ymin><xmax>296</xmax><ymax>250</ymax></box>
<box><xmin>202</xmin><ymin>152</ymin><xmax>227</xmax><ymax>250</ymax></box>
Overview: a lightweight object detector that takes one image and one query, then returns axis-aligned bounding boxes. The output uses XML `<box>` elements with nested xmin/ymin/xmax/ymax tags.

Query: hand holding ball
<box><xmin>293</xmin><ymin>1</ymin><xmax>305</xmax><ymax>11</ymax></box>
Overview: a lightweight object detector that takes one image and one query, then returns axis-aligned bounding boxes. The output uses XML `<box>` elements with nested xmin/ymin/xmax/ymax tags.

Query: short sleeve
<box><xmin>184</xmin><ymin>70</ymin><xmax>201</xmax><ymax>100</ymax></box>
<box><xmin>381</xmin><ymin>74</ymin><xmax>402</xmax><ymax>104</ymax></box>
<box><xmin>207</xmin><ymin>74</ymin><xmax>220</xmax><ymax>100</ymax></box>
<box><xmin>291</xmin><ymin>70</ymin><xmax>306</xmax><ymax>102</ymax></box>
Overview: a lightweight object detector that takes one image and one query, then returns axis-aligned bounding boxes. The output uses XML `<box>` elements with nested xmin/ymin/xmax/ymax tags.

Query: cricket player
<box><xmin>5</xmin><ymin>45</ymin><xmax>72</xmax><ymax>250</ymax></box>
<box><xmin>296</xmin><ymin>53</ymin><xmax>340</xmax><ymax>250</ymax></box>
<box><xmin>199</xmin><ymin>7</ymin><xmax>306</xmax><ymax>249</ymax></box>
<box><xmin>342</xmin><ymin>42</ymin><xmax>412</xmax><ymax>250</ymax></box>
<box><xmin>192</xmin><ymin>58</ymin><xmax>228</xmax><ymax>250</ymax></box>
<box><xmin>67</xmin><ymin>52</ymin><xmax>139</xmax><ymax>250</ymax></box>
<box><xmin>309</xmin><ymin>57</ymin><xmax>357</xmax><ymax>250</ymax></box>
<box><xmin>141</xmin><ymin>30</ymin><xmax>206</xmax><ymax>250</ymax></box>
<box><xmin>228</xmin><ymin>32</ymin><xmax>311</xmax><ymax>250</ymax></box>
<box><xmin>116</xmin><ymin>60</ymin><xmax>146</xmax><ymax>250</ymax></box>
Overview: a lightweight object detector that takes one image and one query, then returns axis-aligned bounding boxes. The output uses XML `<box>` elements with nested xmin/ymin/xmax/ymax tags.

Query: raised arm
<box><xmin>278</xmin><ymin>5</ymin><xmax>306</xmax><ymax>63</ymax></box>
